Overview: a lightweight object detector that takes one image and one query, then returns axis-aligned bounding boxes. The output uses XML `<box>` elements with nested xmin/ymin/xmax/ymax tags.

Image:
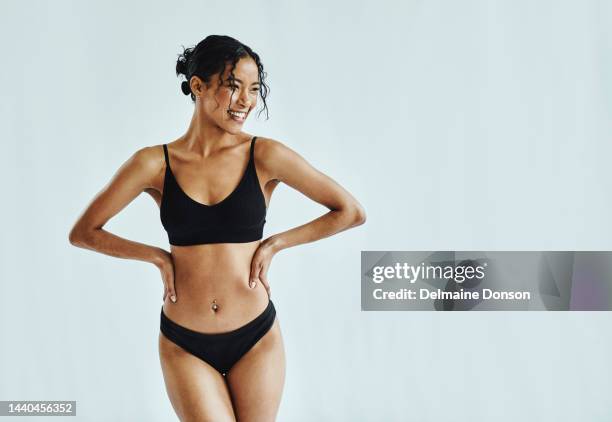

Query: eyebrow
<box><xmin>232</xmin><ymin>78</ymin><xmax>260</xmax><ymax>86</ymax></box>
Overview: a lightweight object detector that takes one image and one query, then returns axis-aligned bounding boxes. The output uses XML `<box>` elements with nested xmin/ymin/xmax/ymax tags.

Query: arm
<box><xmin>68</xmin><ymin>146</ymin><xmax>169</xmax><ymax>268</ymax></box>
<box><xmin>260</xmin><ymin>138</ymin><xmax>366</xmax><ymax>255</ymax></box>
<box><xmin>249</xmin><ymin>137</ymin><xmax>366</xmax><ymax>294</ymax></box>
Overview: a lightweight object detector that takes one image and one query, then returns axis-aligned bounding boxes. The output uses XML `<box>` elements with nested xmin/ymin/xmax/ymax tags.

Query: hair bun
<box><xmin>181</xmin><ymin>80</ymin><xmax>191</xmax><ymax>95</ymax></box>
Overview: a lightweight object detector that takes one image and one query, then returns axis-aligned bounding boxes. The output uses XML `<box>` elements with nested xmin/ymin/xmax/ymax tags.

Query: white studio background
<box><xmin>1</xmin><ymin>0</ymin><xmax>611</xmax><ymax>421</ymax></box>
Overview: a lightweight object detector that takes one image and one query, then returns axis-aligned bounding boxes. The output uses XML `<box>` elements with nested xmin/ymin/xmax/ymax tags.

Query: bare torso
<box><xmin>146</xmin><ymin>135</ymin><xmax>280</xmax><ymax>333</ymax></box>
<box><xmin>162</xmin><ymin>243</ymin><xmax>270</xmax><ymax>332</ymax></box>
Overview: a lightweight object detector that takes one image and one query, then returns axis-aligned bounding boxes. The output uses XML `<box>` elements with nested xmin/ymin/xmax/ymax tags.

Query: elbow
<box><xmin>69</xmin><ymin>226</ymin><xmax>91</xmax><ymax>247</ymax></box>
<box><xmin>68</xmin><ymin>227</ymin><xmax>82</xmax><ymax>246</ymax></box>
<box><xmin>351</xmin><ymin>203</ymin><xmax>367</xmax><ymax>226</ymax></box>
<box><xmin>331</xmin><ymin>202</ymin><xmax>367</xmax><ymax>226</ymax></box>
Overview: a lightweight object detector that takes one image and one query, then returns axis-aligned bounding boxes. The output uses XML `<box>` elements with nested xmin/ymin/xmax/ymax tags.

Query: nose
<box><xmin>237</xmin><ymin>88</ymin><xmax>251</xmax><ymax>108</ymax></box>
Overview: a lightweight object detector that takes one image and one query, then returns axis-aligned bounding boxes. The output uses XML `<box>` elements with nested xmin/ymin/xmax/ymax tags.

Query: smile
<box><xmin>228</xmin><ymin>110</ymin><xmax>247</xmax><ymax>121</ymax></box>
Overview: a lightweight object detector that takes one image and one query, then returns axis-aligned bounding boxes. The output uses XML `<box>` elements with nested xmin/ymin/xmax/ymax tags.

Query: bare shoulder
<box><xmin>111</xmin><ymin>143</ymin><xmax>166</xmax><ymax>191</ymax></box>
<box><xmin>253</xmin><ymin>136</ymin><xmax>300</xmax><ymax>181</ymax></box>
<box><xmin>131</xmin><ymin>144</ymin><xmax>165</xmax><ymax>172</ymax></box>
<box><xmin>254</xmin><ymin>136</ymin><xmax>302</xmax><ymax>165</ymax></box>
<box><xmin>253</xmin><ymin>135</ymin><xmax>322</xmax><ymax>185</ymax></box>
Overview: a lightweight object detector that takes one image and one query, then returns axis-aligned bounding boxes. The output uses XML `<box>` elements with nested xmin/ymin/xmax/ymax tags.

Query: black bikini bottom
<box><xmin>160</xmin><ymin>300</ymin><xmax>276</xmax><ymax>376</ymax></box>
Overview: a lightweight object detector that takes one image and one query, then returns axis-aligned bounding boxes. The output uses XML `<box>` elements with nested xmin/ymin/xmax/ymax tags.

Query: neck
<box><xmin>181</xmin><ymin>107</ymin><xmax>242</xmax><ymax>157</ymax></box>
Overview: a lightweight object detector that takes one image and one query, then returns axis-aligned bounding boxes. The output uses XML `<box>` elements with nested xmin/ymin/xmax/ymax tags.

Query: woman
<box><xmin>69</xmin><ymin>35</ymin><xmax>366</xmax><ymax>421</ymax></box>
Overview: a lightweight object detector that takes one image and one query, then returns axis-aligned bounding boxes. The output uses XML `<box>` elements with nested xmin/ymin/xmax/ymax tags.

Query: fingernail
<box><xmin>171</xmin><ymin>295</ymin><xmax>176</xmax><ymax>302</ymax></box>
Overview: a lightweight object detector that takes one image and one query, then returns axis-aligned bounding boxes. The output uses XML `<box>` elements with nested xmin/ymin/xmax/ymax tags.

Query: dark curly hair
<box><xmin>176</xmin><ymin>35</ymin><xmax>270</xmax><ymax>120</ymax></box>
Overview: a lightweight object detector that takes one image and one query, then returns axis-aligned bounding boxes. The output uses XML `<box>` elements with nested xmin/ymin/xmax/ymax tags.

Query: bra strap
<box><xmin>250</xmin><ymin>136</ymin><xmax>257</xmax><ymax>161</ymax></box>
<box><xmin>162</xmin><ymin>144</ymin><xmax>170</xmax><ymax>168</ymax></box>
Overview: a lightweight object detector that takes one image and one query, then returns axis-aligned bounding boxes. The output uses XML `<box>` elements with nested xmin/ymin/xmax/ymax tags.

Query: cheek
<box><xmin>205</xmin><ymin>93</ymin><xmax>232</xmax><ymax>118</ymax></box>
<box><xmin>217</xmin><ymin>90</ymin><xmax>234</xmax><ymax>106</ymax></box>
<box><xmin>202</xmin><ymin>101</ymin><xmax>228</xmax><ymax>122</ymax></box>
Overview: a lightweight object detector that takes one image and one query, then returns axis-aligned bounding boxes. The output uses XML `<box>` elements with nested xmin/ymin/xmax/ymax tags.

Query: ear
<box><xmin>189</xmin><ymin>75</ymin><xmax>207</xmax><ymax>97</ymax></box>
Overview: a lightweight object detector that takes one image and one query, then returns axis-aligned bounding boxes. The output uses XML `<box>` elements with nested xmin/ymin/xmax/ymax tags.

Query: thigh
<box><xmin>225</xmin><ymin>317</ymin><xmax>286</xmax><ymax>422</ymax></box>
<box><xmin>159</xmin><ymin>332</ymin><xmax>236</xmax><ymax>422</ymax></box>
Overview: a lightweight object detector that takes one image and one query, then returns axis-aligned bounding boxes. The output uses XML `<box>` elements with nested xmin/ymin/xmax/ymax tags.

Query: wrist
<box><xmin>263</xmin><ymin>235</ymin><xmax>284</xmax><ymax>254</ymax></box>
<box><xmin>151</xmin><ymin>247</ymin><xmax>169</xmax><ymax>268</ymax></box>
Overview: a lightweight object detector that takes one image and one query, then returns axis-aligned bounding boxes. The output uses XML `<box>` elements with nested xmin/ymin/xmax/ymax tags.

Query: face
<box><xmin>192</xmin><ymin>56</ymin><xmax>260</xmax><ymax>134</ymax></box>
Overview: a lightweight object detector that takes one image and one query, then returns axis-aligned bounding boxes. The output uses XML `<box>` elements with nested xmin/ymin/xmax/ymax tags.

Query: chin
<box><xmin>224</xmin><ymin>125</ymin><xmax>243</xmax><ymax>135</ymax></box>
<box><xmin>218</xmin><ymin>115</ymin><xmax>246</xmax><ymax>134</ymax></box>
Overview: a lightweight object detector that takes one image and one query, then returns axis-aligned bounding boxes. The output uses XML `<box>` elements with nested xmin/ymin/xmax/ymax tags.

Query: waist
<box><xmin>162</xmin><ymin>242</ymin><xmax>270</xmax><ymax>332</ymax></box>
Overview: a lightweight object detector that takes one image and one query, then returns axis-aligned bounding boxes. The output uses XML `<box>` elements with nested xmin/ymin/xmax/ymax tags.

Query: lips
<box><xmin>228</xmin><ymin>109</ymin><xmax>247</xmax><ymax>121</ymax></box>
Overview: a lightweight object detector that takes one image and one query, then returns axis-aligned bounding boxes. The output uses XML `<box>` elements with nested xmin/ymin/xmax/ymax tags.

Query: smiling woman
<box><xmin>68</xmin><ymin>34</ymin><xmax>366</xmax><ymax>422</ymax></box>
<box><xmin>176</xmin><ymin>36</ymin><xmax>270</xmax><ymax>124</ymax></box>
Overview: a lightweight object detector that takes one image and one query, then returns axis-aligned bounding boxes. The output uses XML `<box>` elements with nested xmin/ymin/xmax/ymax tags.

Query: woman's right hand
<box><xmin>155</xmin><ymin>248</ymin><xmax>177</xmax><ymax>303</ymax></box>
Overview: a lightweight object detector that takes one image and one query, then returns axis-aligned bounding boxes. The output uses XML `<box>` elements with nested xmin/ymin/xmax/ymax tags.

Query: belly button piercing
<box><xmin>211</xmin><ymin>299</ymin><xmax>219</xmax><ymax>311</ymax></box>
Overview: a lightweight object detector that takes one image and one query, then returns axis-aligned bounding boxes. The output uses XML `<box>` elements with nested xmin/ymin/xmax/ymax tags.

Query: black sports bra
<box><xmin>160</xmin><ymin>136</ymin><xmax>267</xmax><ymax>246</ymax></box>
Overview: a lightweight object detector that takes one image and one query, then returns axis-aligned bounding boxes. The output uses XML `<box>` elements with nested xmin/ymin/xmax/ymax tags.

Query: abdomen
<box><xmin>161</xmin><ymin>241</ymin><xmax>270</xmax><ymax>333</ymax></box>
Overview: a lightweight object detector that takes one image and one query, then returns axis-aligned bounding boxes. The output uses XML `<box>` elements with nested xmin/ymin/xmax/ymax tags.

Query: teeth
<box><xmin>229</xmin><ymin>110</ymin><xmax>247</xmax><ymax>118</ymax></box>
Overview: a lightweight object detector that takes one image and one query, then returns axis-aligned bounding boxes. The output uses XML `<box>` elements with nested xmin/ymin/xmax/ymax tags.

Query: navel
<box><xmin>211</xmin><ymin>299</ymin><xmax>219</xmax><ymax>312</ymax></box>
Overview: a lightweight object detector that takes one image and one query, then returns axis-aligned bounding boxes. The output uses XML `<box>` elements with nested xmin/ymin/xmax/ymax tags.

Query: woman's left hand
<box><xmin>249</xmin><ymin>238</ymin><xmax>277</xmax><ymax>298</ymax></box>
